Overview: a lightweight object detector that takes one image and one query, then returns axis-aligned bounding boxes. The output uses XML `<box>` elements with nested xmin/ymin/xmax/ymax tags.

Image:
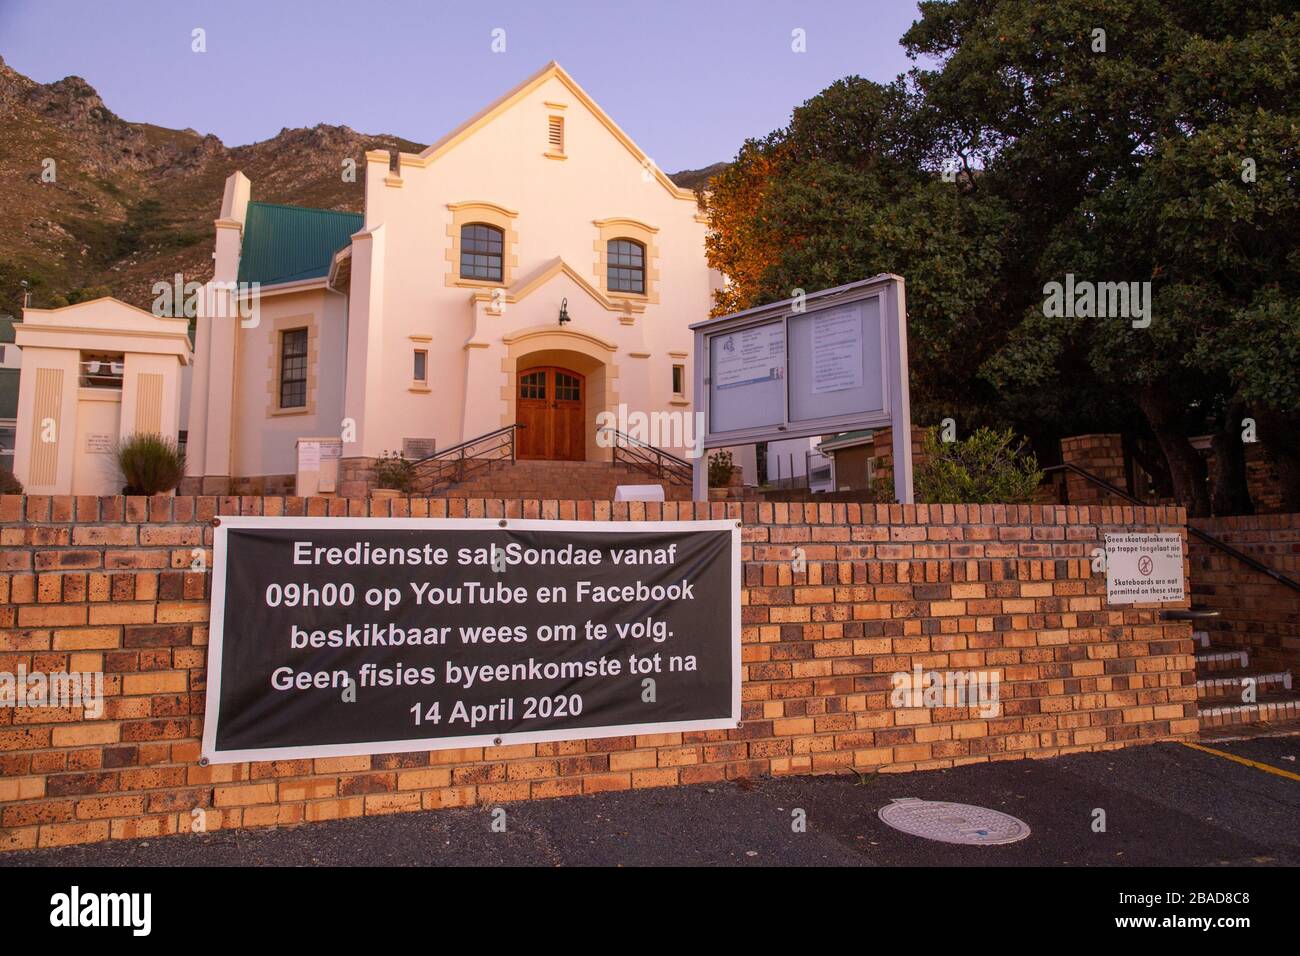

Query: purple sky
<box><xmin>0</xmin><ymin>0</ymin><xmax>927</xmax><ymax>171</ymax></box>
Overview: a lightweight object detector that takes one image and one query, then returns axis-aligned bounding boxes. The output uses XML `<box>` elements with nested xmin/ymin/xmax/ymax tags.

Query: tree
<box><xmin>701</xmin><ymin>141</ymin><xmax>783</xmax><ymax>316</ymax></box>
<box><xmin>703</xmin><ymin>1</ymin><xmax>1299</xmax><ymax>514</ymax></box>
<box><xmin>902</xmin><ymin>1</ymin><xmax>1300</xmax><ymax>513</ymax></box>
<box><xmin>700</xmin><ymin>76</ymin><xmax>1017</xmax><ymax>427</ymax></box>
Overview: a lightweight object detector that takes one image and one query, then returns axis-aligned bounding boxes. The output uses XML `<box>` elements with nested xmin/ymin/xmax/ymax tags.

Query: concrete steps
<box><xmin>1193</xmin><ymin>630</ymin><xmax>1300</xmax><ymax>732</ymax></box>
<box><xmin>422</xmin><ymin>459</ymin><xmax>692</xmax><ymax>501</ymax></box>
<box><xmin>1196</xmin><ymin>669</ymin><xmax>1292</xmax><ymax>701</ymax></box>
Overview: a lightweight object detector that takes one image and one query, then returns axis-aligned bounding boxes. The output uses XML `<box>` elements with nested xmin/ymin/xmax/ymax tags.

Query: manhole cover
<box><xmin>877</xmin><ymin>798</ymin><xmax>1030</xmax><ymax>845</ymax></box>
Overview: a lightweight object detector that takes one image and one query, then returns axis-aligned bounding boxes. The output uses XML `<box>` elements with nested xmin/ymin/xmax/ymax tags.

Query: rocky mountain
<box><xmin>667</xmin><ymin>162</ymin><xmax>728</xmax><ymax>191</ymax></box>
<box><xmin>0</xmin><ymin>55</ymin><xmax>422</xmax><ymax>313</ymax></box>
<box><xmin>0</xmin><ymin>56</ymin><xmax>720</xmax><ymax>316</ymax></box>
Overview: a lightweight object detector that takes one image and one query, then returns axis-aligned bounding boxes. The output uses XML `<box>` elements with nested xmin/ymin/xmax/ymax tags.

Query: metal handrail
<box><xmin>598</xmin><ymin>427</ymin><xmax>692</xmax><ymax>485</ymax></box>
<box><xmin>410</xmin><ymin>424</ymin><xmax>524</xmax><ymax>493</ymax></box>
<box><xmin>1045</xmin><ymin>462</ymin><xmax>1300</xmax><ymax>594</ymax></box>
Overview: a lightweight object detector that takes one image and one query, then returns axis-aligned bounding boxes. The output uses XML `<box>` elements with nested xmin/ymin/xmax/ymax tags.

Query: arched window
<box><xmin>460</xmin><ymin>223</ymin><xmax>504</xmax><ymax>281</ymax></box>
<box><xmin>607</xmin><ymin>238</ymin><xmax>645</xmax><ymax>294</ymax></box>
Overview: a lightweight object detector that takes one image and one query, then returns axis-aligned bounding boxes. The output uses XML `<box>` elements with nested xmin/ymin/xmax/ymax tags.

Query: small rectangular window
<box><xmin>548</xmin><ymin>116</ymin><xmax>564</xmax><ymax>154</ymax></box>
<box><xmin>672</xmin><ymin>364</ymin><xmax>685</xmax><ymax>396</ymax></box>
<box><xmin>279</xmin><ymin>328</ymin><xmax>308</xmax><ymax>408</ymax></box>
<box><xmin>413</xmin><ymin>350</ymin><xmax>428</xmax><ymax>383</ymax></box>
<box><xmin>80</xmin><ymin>351</ymin><xmax>126</xmax><ymax>389</ymax></box>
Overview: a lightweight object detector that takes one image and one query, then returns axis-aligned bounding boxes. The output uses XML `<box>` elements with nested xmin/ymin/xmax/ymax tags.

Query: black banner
<box><xmin>202</xmin><ymin>518</ymin><xmax>738</xmax><ymax>762</ymax></box>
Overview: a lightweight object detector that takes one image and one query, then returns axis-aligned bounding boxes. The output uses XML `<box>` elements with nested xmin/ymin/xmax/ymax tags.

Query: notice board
<box><xmin>1105</xmin><ymin>532</ymin><xmax>1185</xmax><ymax>605</ymax></box>
<box><xmin>691</xmin><ymin>274</ymin><xmax>913</xmax><ymax>503</ymax></box>
<box><xmin>202</xmin><ymin>517</ymin><xmax>740</xmax><ymax>763</ymax></box>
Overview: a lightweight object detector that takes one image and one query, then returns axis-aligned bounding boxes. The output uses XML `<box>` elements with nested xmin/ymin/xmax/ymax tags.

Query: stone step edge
<box><xmin>1196</xmin><ymin>650</ymin><xmax>1250</xmax><ymax>666</ymax></box>
<box><xmin>1196</xmin><ymin>697</ymin><xmax>1300</xmax><ymax>723</ymax></box>
<box><xmin>1197</xmin><ymin>671</ymin><xmax>1292</xmax><ymax>689</ymax></box>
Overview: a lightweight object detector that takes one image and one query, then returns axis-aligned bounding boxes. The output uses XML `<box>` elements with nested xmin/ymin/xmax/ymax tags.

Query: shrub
<box><xmin>115</xmin><ymin>433</ymin><xmax>185</xmax><ymax>495</ymax></box>
<box><xmin>915</xmin><ymin>426</ymin><xmax>1044</xmax><ymax>504</ymax></box>
<box><xmin>0</xmin><ymin>471</ymin><xmax>22</xmax><ymax>494</ymax></box>
<box><xmin>708</xmin><ymin>449</ymin><xmax>735</xmax><ymax>487</ymax></box>
<box><xmin>372</xmin><ymin>450</ymin><xmax>415</xmax><ymax>492</ymax></box>
<box><xmin>864</xmin><ymin>470</ymin><xmax>896</xmax><ymax>504</ymax></box>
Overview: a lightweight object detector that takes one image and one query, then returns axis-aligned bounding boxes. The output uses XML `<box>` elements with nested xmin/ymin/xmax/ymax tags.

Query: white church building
<box><xmin>184</xmin><ymin>61</ymin><xmax>725</xmax><ymax>496</ymax></box>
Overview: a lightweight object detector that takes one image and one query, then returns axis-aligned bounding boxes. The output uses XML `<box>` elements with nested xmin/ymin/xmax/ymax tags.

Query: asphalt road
<box><xmin>4</xmin><ymin>738</ymin><xmax>1297</xmax><ymax>867</ymax></box>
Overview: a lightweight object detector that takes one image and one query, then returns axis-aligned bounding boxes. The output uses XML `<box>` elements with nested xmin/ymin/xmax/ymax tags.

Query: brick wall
<box><xmin>1059</xmin><ymin>434</ymin><xmax>1128</xmax><ymax>504</ymax></box>
<box><xmin>1189</xmin><ymin>513</ymin><xmax>1300</xmax><ymax>671</ymax></box>
<box><xmin>0</xmin><ymin>494</ymin><xmax>1196</xmax><ymax>852</ymax></box>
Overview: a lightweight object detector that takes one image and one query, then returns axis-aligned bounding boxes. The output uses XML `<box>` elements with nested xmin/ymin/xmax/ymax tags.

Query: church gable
<box><xmin>402</xmin><ymin>62</ymin><xmax>693</xmax><ymax>204</ymax></box>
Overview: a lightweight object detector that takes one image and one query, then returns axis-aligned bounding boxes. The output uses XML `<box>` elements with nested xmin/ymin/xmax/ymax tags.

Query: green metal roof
<box><xmin>0</xmin><ymin>368</ymin><xmax>18</xmax><ymax>420</ymax></box>
<box><xmin>0</xmin><ymin>314</ymin><xmax>15</xmax><ymax>345</ymax></box>
<box><xmin>818</xmin><ymin>429</ymin><xmax>873</xmax><ymax>452</ymax></box>
<box><xmin>236</xmin><ymin>202</ymin><xmax>362</xmax><ymax>287</ymax></box>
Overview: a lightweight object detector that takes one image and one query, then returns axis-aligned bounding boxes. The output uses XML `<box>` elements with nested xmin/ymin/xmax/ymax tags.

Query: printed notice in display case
<box><xmin>714</xmin><ymin>323</ymin><xmax>784</xmax><ymax>390</ymax></box>
<box><xmin>811</xmin><ymin>305</ymin><xmax>864</xmax><ymax>394</ymax></box>
<box><xmin>708</xmin><ymin>321</ymin><xmax>786</xmax><ymax>433</ymax></box>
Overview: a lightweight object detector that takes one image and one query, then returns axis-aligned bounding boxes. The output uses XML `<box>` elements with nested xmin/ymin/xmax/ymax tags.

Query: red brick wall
<box><xmin>1189</xmin><ymin>513</ymin><xmax>1300</xmax><ymax>671</ymax></box>
<box><xmin>0</xmin><ymin>494</ymin><xmax>1196</xmax><ymax>851</ymax></box>
<box><xmin>1059</xmin><ymin>434</ymin><xmax>1128</xmax><ymax>504</ymax></box>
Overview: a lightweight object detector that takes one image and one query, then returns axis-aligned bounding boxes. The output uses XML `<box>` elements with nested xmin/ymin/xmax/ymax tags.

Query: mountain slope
<box><xmin>0</xmin><ymin>55</ymin><xmax>422</xmax><ymax>313</ymax></box>
<box><xmin>0</xmin><ymin>56</ymin><xmax>719</xmax><ymax>315</ymax></box>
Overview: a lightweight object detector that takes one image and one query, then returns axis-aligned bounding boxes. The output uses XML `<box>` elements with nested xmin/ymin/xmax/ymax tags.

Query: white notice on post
<box><xmin>297</xmin><ymin>442</ymin><xmax>321</xmax><ymax>470</ymax></box>
<box><xmin>1105</xmin><ymin>533</ymin><xmax>1185</xmax><ymax>605</ymax></box>
<box><xmin>811</xmin><ymin>306</ymin><xmax>863</xmax><ymax>394</ymax></box>
<box><xmin>714</xmin><ymin>322</ymin><xmax>784</xmax><ymax>390</ymax></box>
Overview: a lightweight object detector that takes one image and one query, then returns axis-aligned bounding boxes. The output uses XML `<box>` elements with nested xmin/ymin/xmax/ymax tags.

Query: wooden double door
<box><xmin>517</xmin><ymin>366</ymin><xmax>585</xmax><ymax>461</ymax></box>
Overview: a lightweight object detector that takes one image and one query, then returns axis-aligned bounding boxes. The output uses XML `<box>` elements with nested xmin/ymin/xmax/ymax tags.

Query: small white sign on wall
<box><xmin>85</xmin><ymin>433</ymin><xmax>113</xmax><ymax>455</ymax></box>
<box><xmin>1105</xmin><ymin>533</ymin><xmax>1185</xmax><ymax>604</ymax></box>
<box><xmin>297</xmin><ymin>441</ymin><xmax>320</xmax><ymax>470</ymax></box>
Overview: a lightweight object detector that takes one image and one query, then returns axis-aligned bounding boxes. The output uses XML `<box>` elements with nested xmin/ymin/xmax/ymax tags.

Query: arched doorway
<box><xmin>517</xmin><ymin>366</ymin><xmax>585</xmax><ymax>460</ymax></box>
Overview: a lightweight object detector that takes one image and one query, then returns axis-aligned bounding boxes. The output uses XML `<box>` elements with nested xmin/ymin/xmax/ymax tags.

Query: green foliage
<box><xmin>1203</xmin><ymin>286</ymin><xmax>1300</xmax><ymax>413</ymax></box>
<box><xmin>0</xmin><ymin>260</ymin><xmax>64</xmax><ymax>316</ymax></box>
<box><xmin>864</xmin><ymin>470</ymin><xmax>897</xmax><ymax>505</ymax></box>
<box><xmin>115</xmin><ymin>433</ymin><xmax>185</xmax><ymax>495</ymax></box>
<box><xmin>915</xmin><ymin>426</ymin><xmax>1044</xmax><ymax>504</ymax></box>
<box><xmin>115</xmin><ymin>198</ymin><xmax>166</xmax><ymax>258</ymax></box>
<box><xmin>908</xmin><ymin>1</ymin><xmax>1300</xmax><ymax>510</ymax></box>
<box><xmin>705</xmin><ymin>0</ymin><xmax>1300</xmax><ymax>510</ymax></box>
<box><xmin>708</xmin><ymin>449</ymin><xmax>735</xmax><ymax>487</ymax></box>
<box><xmin>702</xmin><ymin>74</ymin><xmax>1018</xmax><ymax>425</ymax></box>
<box><xmin>47</xmin><ymin>285</ymin><xmax>114</xmax><ymax>309</ymax></box>
<box><xmin>372</xmin><ymin>451</ymin><xmax>414</xmax><ymax>492</ymax></box>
